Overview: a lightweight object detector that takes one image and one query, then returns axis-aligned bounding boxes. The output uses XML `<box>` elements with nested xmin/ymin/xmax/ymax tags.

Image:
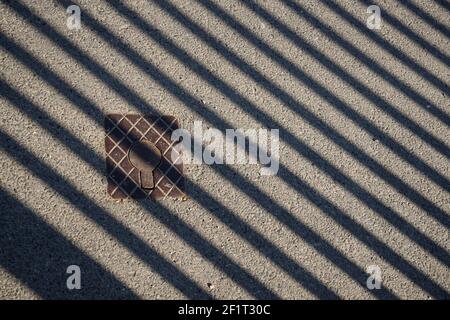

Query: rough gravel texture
<box><xmin>0</xmin><ymin>0</ymin><xmax>449</xmax><ymax>299</ymax></box>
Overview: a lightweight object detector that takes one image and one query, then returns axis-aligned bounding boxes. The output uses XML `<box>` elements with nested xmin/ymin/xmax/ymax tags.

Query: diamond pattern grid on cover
<box><xmin>104</xmin><ymin>114</ymin><xmax>185</xmax><ymax>200</ymax></box>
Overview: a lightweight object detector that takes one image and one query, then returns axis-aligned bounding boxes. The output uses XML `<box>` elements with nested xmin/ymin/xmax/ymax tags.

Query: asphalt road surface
<box><xmin>0</xmin><ymin>0</ymin><xmax>449</xmax><ymax>299</ymax></box>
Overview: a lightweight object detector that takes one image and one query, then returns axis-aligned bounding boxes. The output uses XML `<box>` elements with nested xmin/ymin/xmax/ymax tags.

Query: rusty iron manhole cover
<box><xmin>104</xmin><ymin>114</ymin><xmax>185</xmax><ymax>200</ymax></box>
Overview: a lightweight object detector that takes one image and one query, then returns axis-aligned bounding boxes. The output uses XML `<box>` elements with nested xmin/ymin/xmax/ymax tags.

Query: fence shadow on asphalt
<box><xmin>183</xmin><ymin>0</ymin><xmax>450</xmax><ymax>214</ymax></box>
<box><xmin>0</xmin><ymin>82</ymin><xmax>278</xmax><ymax>299</ymax></box>
<box><xmin>0</xmin><ymin>187</ymin><xmax>139</xmax><ymax>299</ymax></box>
<box><xmin>314</xmin><ymin>0</ymin><xmax>450</xmax><ymax>124</ymax></box>
<box><xmin>1</xmin><ymin>0</ymin><xmax>449</xmax><ymax>299</ymax></box>
<box><xmin>357</xmin><ymin>0</ymin><xmax>450</xmax><ymax>69</ymax></box>
<box><xmin>105</xmin><ymin>0</ymin><xmax>449</xmax><ymax>295</ymax></box>
<box><xmin>0</xmin><ymin>54</ymin><xmax>338</xmax><ymax>299</ymax></box>
<box><xmin>253</xmin><ymin>0</ymin><xmax>450</xmax><ymax>152</ymax></box>
<box><xmin>139</xmin><ymin>0</ymin><xmax>450</xmax><ymax>264</ymax></box>
<box><xmin>0</xmin><ymin>128</ymin><xmax>213</xmax><ymax>299</ymax></box>
<box><xmin>1</xmin><ymin>21</ymin><xmax>391</xmax><ymax>299</ymax></box>
<box><xmin>396</xmin><ymin>0</ymin><xmax>450</xmax><ymax>39</ymax></box>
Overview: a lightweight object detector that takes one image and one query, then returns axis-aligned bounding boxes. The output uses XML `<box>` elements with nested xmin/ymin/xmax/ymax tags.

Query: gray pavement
<box><xmin>0</xmin><ymin>0</ymin><xmax>449</xmax><ymax>299</ymax></box>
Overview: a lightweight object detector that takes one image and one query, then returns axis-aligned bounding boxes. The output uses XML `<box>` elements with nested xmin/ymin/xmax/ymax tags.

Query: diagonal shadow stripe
<box><xmin>0</xmin><ymin>82</ymin><xmax>279</xmax><ymax>299</ymax></box>
<box><xmin>4</xmin><ymin>2</ymin><xmax>448</xmax><ymax>297</ymax></box>
<box><xmin>432</xmin><ymin>0</ymin><xmax>450</xmax><ymax>12</ymax></box>
<box><xmin>0</xmin><ymin>187</ymin><xmax>139</xmax><ymax>299</ymax></box>
<box><xmin>95</xmin><ymin>0</ymin><xmax>450</xmax><ymax>261</ymax></box>
<box><xmin>397</xmin><ymin>0</ymin><xmax>450</xmax><ymax>39</ymax></box>
<box><xmin>317</xmin><ymin>0</ymin><xmax>450</xmax><ymax>103</ymax></box>
<box><xmin>243</xmin><ymin>0</ymin><xmax>450</xmax><ymax>158</ymax></box>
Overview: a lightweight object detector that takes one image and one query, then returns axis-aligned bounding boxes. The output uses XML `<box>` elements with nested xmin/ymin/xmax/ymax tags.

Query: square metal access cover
<box><xmin>104</xmin><ymin>114</ymin><xmax>185</xmax><ymax>200</ymax></box>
